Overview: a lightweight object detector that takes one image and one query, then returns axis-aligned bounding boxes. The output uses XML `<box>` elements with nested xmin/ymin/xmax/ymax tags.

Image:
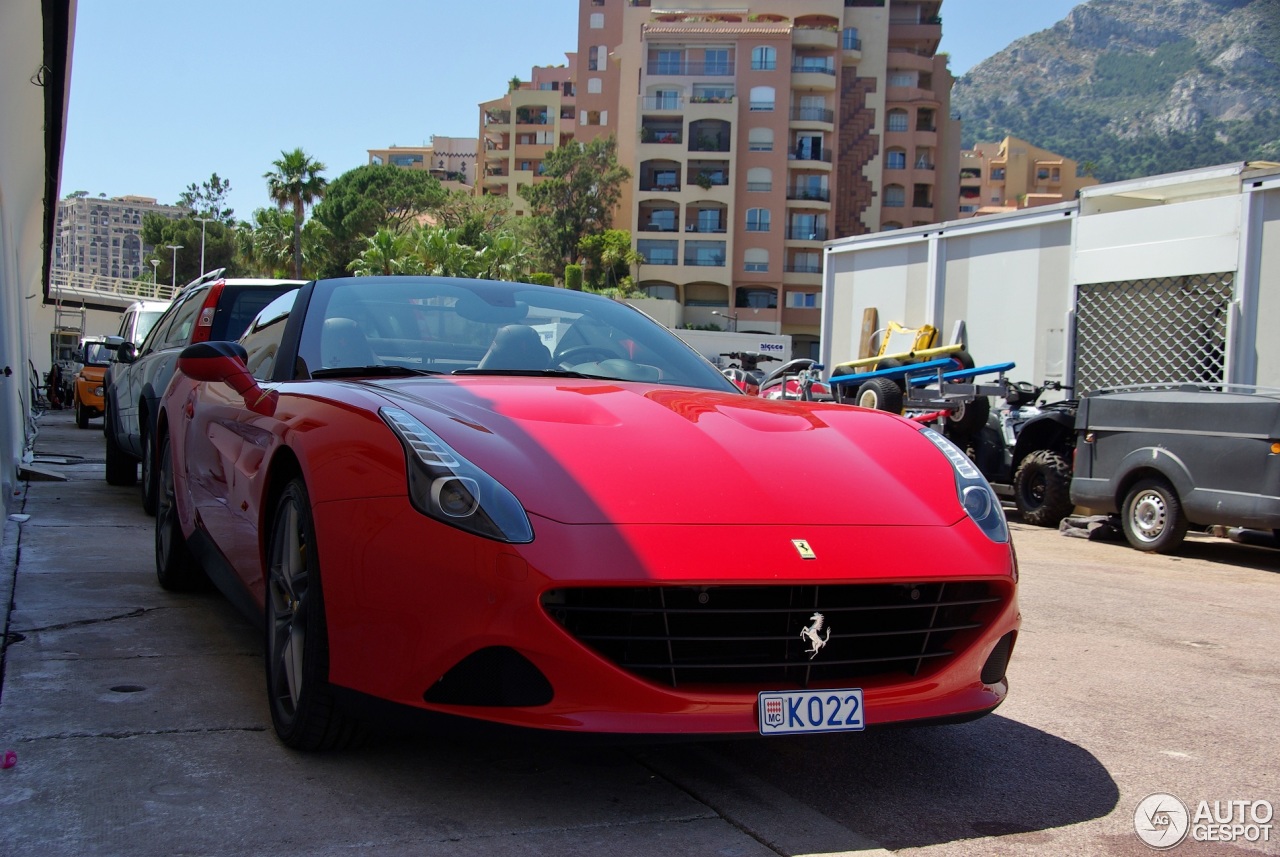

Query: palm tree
<box><xmin>348</xmin><ymin>229</ymin><xmax>420</xmax><ymax>277</ymax></box>
<box><xmin>263</xmin><ymin>148</ymin><xmax>328</xmax><ymax>279</ymax></box>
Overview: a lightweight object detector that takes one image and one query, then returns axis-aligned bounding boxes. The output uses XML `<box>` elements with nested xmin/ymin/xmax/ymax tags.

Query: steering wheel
<box><xmin>554</xmin><ymin>345</ymin><xmax>620</xmax><ymax>367</ymax></box>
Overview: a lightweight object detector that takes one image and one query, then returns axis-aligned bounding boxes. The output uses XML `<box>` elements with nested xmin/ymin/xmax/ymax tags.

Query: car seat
<box><xmin>320</xmin><ymin>317</ymin><xmax>379</xmax><ymax>368</ymax></box>
<box><xmin>477</xmin><ymin>324</ymin><xmax>551</xmax><ymax>371</ymax></box>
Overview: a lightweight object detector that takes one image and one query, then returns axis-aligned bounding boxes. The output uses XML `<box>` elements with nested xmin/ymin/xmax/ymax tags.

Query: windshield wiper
<box><xmin>311</xmin><ymin>365</ymin><xmax>442</xmax><ymax>379</ymax></box>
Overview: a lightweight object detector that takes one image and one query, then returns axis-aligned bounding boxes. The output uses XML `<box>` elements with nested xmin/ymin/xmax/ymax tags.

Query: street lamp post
<box><xmin>194</xmin><ymin>216</ymin><xmax>214</xmax><ymax>276</ymax></box>
<box><xmin>149</xmin><ymin>259</ymin><xmax>160</xmax><ymax>294</ymax></box>
<box><xmin>165</xmin><ymin>244</ymin><xmax>183</xmax><ymax>291</ymax></box>
<box><xmin>712</xmin><ymin>310</ymin><xmax>739</xmax><ymax>332</ymax></box>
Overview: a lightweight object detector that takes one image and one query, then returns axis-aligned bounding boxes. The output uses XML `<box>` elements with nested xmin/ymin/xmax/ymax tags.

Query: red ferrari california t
<box><xmin>155</xmin><ymin>275</ymin><xmax>1019</xmax><ymax>750</ymax></box>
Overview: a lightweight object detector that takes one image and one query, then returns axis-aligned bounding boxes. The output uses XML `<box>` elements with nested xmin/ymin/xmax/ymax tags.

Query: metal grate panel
<box><xmin>542</xmin><ymin>582</ymin><xmax>1004</xmax><ymax>689</ymax></box>
<box><xmin>1074</xmin><ymin>273</ymin><xmax>1233</xmax><ymax>396</ymax></box>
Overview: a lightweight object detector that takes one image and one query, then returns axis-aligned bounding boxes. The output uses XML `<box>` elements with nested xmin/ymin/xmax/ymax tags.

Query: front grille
<box><xmin>541</xmin><ymin>582</ymin><xmax>1003</xmax><ymax>689</ymax></box>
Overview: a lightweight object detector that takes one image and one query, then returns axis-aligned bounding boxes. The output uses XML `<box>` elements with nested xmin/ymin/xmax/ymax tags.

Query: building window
<box><xmin>746</xmin><ymin>208</ymin><xmax>771</xmax><ymax>232</ymax></box>
<box><xmin>640</xmin><ymin>283</ymin><xmax>678</xmax><ymax>300</ymax></box>
<box><xmin>749</xmin><ymin>86</ymin><xmax>775</xmax><ymax>111</ymax></box>
<box><xmin>786</xmin><ymin>291</ymin><xmax>820</xmax><ymax>308</ymax></box>
<box><xmin>842</xmin><ymin>27</ymin><xmax>861</xmax><ymax>50</ymax></box>
<box><xmin>705</xmin><ymin>49</ymin><xmax>730</xmax><ymax>75</ymax></box>
<box><xmin>886</xmin><ymin>149</ymin><xmax>906</xmax><ymax>170</ymax></box>
<box><xmin>888</xmin><ymin>71</ymin><xmax>916</xmax><ymax>88</ymax></box>
<box><xmin>887</xmin><ymin>110</ymin><xmax>908</xmax><ymax>132</ymax></box>
<box><xmin>746</xmin><ymin>167</ymin><xmax>772</xmax><ymax>192</ymax></box>
<box><xmin>884</xmin><ymin>185</ymin><xmax>906</xmax><ymax>207</ymax></box>
<box><xmin>588</xmin><ymin>77</ymin><xmax>602</xmax><ymax>94</ymax></box>
<box><xmin>751</xmin><ymin>46</ymin><xmax>776</xmax><ymax>70</ymax></box>
<box><xmin>590</xmin><ymin>12</ymin><xmax>604</xmax><ymax>28</ymax></box>
<box><xmin>748</xmin><ymin>127</ymin><xmax>774</xmax><ymax>151</ymax></box>
<box><xmin>655</xmin><ymin>50</ymin><xmax>682</xmax><ymax>75</ymax></box>
<box><xmin>736</xmin><ymin>287</ymin><xmax>777</xmax><ymax>309</ymax></box>
<box><xmin>744</xmin><ymin>248</ymin><xmax>769</xmax><ymax>272</ymax></box>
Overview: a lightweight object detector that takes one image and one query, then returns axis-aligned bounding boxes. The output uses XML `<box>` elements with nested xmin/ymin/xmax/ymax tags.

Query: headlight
<box><xmin>919</xmin><ymin>426</ymin><xmax>1009</xmax><ymax>543</ymax></box>
<box><xmin>93</xmin><ymin>386</ymin><xmax>104</xmax><ymax>397</ymax></box>
<box><xmin>379</xmin><ymin>407</ymin><xmax>533</xmax><ymax>544</ymax></box>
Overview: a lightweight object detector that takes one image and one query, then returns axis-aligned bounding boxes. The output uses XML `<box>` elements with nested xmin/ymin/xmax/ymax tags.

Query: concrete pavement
<box><xmin>0</xmin><ymin>408</ymin><xmax>888</xmax><ymax>857</ymax></box>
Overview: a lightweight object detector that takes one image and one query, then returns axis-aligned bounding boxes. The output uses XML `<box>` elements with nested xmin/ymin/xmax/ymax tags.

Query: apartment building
<box><xmin>570</xmin><ymin>0</ymin><xmax>959</xmax><ymax>355</ymax></box>
<box><xmin>478</xmin><ymin>60</ymin><xmax>578</xmax><ymax>216</ymax></box>
<box><xmin>53</xmin><ymin>194</ymin><xmax>185</xmax><ymax>281</ymax></box>
<box><xmin>959</xmin><ymin>136</ymin><xmax>1098</xmax><ymax>217</ymax></box>
<box><xmin>368</xmin><ymin>136</ymin><xmax>478</xmax><ymax>189</ymax></box>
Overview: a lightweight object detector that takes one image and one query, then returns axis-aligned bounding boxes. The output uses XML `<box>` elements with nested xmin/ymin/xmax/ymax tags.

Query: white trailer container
<box><xmin>672</xmin><ymin>329</ymin><xmax>792</xmax><ymax>369</ymax></box>
<box><xmin>820</xmin><ymin>162</ymin><xmax>1280</xmax><ymax>394</ymax></box>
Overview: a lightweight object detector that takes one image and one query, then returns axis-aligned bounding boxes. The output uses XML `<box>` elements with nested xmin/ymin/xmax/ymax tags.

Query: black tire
<box><xmin>1121</xmin><ymin>477</ymin><xmax>1189</xmax><ymax>553</ymax></box>
<box><xmin>75</xmin><ymin>398</ymin><xmax>90</xmax><ymax>429</ymax></box>
<box><xmin>104</xmin><ymin>400</ymin><xmax>138</xmax><ymax>486</ymax></box>
<box><xmin>873</xmin><ymin>357</ymin><xmax>909</xmax><ymax>391</ymax></box>
<box><xmin>855</xmin><ymin>377</ymin><xmax>904</xmax><ymax>413</ymax></box>
<box><xmin>140</xmin><ymin>425</ymin><xmax>159</xmax><ymax>516</ymax></box>
<box><xmin>155</xmin><ymin>433</ymin><xmax>206</xmax><ymax>591</ymax></box>
<box><xmin>1013</xmin><ymin>449</ymin><xmax>1074</xmax><ymax>527</ymax></box>
<box><xmin>944</xmin><ymin>349</ymin><xmax>976</xmax><ymax>371</ymax></box>
<box><xmin>266</xmin><ymin>479</ymin><xmax>365</xmax><ymax>751</ymax></box>
<box><xmin>945</xmin><ymin>395</ymin><xmax>991</xmax><ymax>443</ymax></box>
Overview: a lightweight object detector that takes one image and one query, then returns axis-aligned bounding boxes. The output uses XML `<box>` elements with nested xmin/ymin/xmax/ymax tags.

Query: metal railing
<box><xmin>790</xmin><ymin>106</ymin><xmax>835</xmax><ymax>123</ymax></box>
<box><xmin>50</xmin><ymin>269</ymin><xmax>175</xmax><ymax>303</ymax></box>
<box><xmin>648</xmin><ymin>61</ymin><xmax>734</xmax><ymax>77</ymax></box>
<box><xmin>786</xmin><ymin>227</ymin><xmax>829</xmax><ymax>241</ymax></box>
<box><xmin>788</xmin><ymin>188</ymin><xmax>830</xmax><ymax>202</ymax></box>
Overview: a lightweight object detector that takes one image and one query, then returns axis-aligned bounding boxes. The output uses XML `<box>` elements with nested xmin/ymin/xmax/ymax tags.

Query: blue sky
<box><xmin>60</xmin><ymin>0</ymin><xmax>1083</xmax><ymax>222</ymax></box>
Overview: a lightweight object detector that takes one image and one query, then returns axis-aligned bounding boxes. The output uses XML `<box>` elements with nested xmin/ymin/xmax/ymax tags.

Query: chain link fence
<box><xmin>1074</xmin><ymin>272</ymin><xmax>1234</xmax><ymax>395</ymax></box>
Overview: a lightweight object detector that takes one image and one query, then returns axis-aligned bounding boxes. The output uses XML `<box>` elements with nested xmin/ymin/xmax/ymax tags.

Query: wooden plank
<box><xmin>857</xmin><ymin>307</ymin><xmax>878</xmax><ymax>359</ymax></box>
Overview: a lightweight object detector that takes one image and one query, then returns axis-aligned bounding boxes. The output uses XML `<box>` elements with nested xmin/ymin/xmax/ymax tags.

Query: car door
<box><xmin>183</xmin><ymin>291</ymin><xmax>297</xmax><ymax>592</ymax></box>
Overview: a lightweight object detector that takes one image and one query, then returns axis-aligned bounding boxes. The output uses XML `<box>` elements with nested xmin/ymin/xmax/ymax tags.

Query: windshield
<box><xmin>297</xmin><ymin>276</ymin><xmax>737</xmax><ymax>392</ymax></box>
<box><xmin>135</xmin><ymin>310</ymin><xmax>164</xmax><ymax>345</ymax></box>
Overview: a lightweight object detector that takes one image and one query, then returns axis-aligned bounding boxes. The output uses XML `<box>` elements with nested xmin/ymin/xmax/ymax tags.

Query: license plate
<box><xmin>758</xmin><ymin>689</ymin><xmax>865</xmax><ymax>735</ymax></box>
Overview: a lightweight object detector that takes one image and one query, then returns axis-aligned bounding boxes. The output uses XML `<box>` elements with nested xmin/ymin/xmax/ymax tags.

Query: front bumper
<box><xmin>314</xmin><ymin>497</ymin><xmax>1020</xmax><ymax>735</ymax></box>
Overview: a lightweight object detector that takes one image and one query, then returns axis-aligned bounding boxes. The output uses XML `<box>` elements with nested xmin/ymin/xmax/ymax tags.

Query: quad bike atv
<box><xmin>963</xmin><ymin>381</ymin><xmax>1078</xmax><ymax>527</ymax></box>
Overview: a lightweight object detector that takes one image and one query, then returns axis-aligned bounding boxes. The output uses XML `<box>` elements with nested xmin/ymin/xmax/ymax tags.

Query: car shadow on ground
<box><xmin>640</xmin><ymin>712</ymin><xmax>1119</xmax><ymax>851</ymax></box>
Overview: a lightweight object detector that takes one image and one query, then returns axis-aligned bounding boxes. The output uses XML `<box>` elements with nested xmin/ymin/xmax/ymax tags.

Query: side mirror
<box><xmin>116</xmin><ymin>341</ymin><xmax>139</xmax><ymax>364</ymax></box>
<box><xmin>177</xmin><ymin>341</ymin><xmax>277</xmax><ymax>416</ymax></box>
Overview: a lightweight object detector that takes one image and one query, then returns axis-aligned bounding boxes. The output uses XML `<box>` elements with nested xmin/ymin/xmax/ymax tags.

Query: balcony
<box><xmin>642</xmin><ymin>95</ymin><xmax>684</xmax><ymax>111</ymax></box>
<box><xmin>786</xmin><ymin>226</ymin><xmax>828</xmax><ymax>241</ymax></box>
<box><xmin>789</xmin><ymin>106</ymin><xmax>834</xmax><ymax>127</ymax></box>
<box><xmin>792</xmin><ymin>27</ymin><xmax>839</xmax><ymax>50</ymax></box>
<box><xmin>787</xmin><ymin>187</ymin><xmax>830</xmax><ymax>202</ymax></box>
<box><xmin>789</xmin><ymin>150</ymin><xmax>832</xmax><ymax>166</ymax></box>
<box><xmin>647</xmin><ymin>61</ymin><xmax>735</xmax><ymax>77</ymax></box>
<box><xmin>791</xmin><ymin>60</ymin><xmax>837</xmax><ymax>91</ymax></box>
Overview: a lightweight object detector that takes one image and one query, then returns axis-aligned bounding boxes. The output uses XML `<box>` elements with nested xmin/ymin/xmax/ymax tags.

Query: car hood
<box><xmin>367</xmin><ymin>377</ymin><xmax>965</xmax><ymax>528</ymax></box>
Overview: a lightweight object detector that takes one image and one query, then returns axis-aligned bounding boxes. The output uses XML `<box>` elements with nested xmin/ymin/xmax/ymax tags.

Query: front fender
<box><xmin>1109</xmin><ymin>446</ymin><xmax>1195</xmax><ymax>509</ymax></box>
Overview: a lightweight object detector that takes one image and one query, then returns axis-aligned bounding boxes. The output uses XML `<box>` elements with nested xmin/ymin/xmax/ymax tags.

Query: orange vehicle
<box><xmin>72</xmin><ymin>336</ymin><xmax>112</xmax><ymax>429</ymax></box>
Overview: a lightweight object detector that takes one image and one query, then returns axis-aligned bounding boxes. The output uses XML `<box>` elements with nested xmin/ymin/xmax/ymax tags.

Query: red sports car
<box><xmin>156</xmin><ymin>276</ymin><xmax>1019</xmax><ymax>750</ymax></box>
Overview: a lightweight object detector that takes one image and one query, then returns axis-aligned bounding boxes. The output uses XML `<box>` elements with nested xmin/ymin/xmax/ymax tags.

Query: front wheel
<box><xmin>140</xmin><ymin>426</ymin><xmax>159</xmax><ymax>515</ymax></box>
<box><xmin>75</xmin><ymin>398</ymin><xmax>90</xmax><ymax>429</ymax></box>
<box><xmin>1013</xmin><ymin>449</ymin><xmax>1074</xmax><ymax>527</ymax></box>
<box><xmin>1122</xmin><ymin>477</ymin><xmax>1188</xmax><ymax>553</ymax></box>
<box><xmin>104</xmin><ymin>400</ymin><xmax>138</xmax><ymax>486</ymax></box>
<box><xmin>266</xmin><ymin>479</ymin><xmax>364</xmax><ymax>751</ymax></box>
<box><xmin>155</xmin><ymin>434</ymin><xmax>206</xmax><ymax>591</ymax></box>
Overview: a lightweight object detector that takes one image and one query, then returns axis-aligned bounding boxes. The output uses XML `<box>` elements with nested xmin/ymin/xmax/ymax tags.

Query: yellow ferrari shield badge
<box><xmin>792</xmin><ymin>539</ymin><xmax>816</xmax><ymax>560</ymax></box>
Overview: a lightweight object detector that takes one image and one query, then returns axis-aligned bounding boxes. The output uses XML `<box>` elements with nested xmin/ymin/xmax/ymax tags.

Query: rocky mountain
<box><xmin>950</xmin><ymin>0</ymin><xmax>1280</xmax><ymax>182</ymax></box>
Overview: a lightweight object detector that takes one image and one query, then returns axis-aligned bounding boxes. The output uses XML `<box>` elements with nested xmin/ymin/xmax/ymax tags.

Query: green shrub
<box><xmin>565</xmin><ymin>264</ymin><xmax>584</xmax><ymax>291</ymax></box>
<box><xmin>529</xmin><ymin>272</ymin><xmax>555</xmax><ymax>287</ymax></box>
